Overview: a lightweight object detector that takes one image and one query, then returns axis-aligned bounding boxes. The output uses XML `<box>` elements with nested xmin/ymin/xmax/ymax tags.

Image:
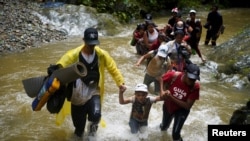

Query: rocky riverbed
<box><xmin>0</xmin><ymin>0</ymin><xmax>67</xmax><ymax>54</ymax></box>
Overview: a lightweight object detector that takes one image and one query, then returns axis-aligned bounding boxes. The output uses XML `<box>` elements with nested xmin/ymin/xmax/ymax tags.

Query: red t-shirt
<box><xmin>162</xmin><ymin>71</ymin><xmax>200</xmax><ymax>114</ymax></box>
<box><xmin>134</xmin><ymin>31</ymin><xmax>143</xmax><ymax>40</ymax></box>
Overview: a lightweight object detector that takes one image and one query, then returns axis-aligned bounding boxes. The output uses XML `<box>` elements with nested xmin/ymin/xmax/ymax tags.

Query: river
<box><xmin>0</xmin><ymin>8</ymin><xmax>250</xmax><ymax>141</ymax></box>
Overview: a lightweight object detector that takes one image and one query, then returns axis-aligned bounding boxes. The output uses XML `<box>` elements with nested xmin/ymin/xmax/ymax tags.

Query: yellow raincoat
<box><xmin>55</xmin><ymin>45</ymin><xmax>124</xmax><ymax>125</ymax></box>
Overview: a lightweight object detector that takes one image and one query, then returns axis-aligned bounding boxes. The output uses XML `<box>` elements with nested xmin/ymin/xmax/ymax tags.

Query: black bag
<box><xmin>46</xmin><ymin>85</ymin><xmax>66</xmax><ymax>114</ymax></box>
<box><xmin>203</xmin><ymin>22</ymin><xmax>210</xmax><ymax>29</ymax></box>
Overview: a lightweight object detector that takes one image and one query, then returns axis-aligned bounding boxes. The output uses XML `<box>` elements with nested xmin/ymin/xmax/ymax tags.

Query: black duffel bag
<box><xmin>46</xmin><ymin>85</ymin><xmax>66</xmax><ymax>114</ymax></box>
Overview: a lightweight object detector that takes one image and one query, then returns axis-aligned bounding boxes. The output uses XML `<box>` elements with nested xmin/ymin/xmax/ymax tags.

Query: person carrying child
<box><xmin>119</xmin><ymin>83</ymin><xmax>162</xmax><ymax>134</ymax></box>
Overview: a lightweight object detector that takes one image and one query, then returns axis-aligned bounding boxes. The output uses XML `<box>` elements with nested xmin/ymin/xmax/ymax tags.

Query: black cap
<box><xmin>83</xmin><ymin>28</ymin><xmax>100</xmax><ymax>45</ymax></box>
<box><xmin>144</xmin><ymin>13</ymin><xmax>152</xmax><ymax>21</ymax></box>
<box><xmin>186</xmin><ymin>63</ymin><xmax>200</xmax><ymax>80</ymax></box>
<box><xmin>174</xmin><ymin>30</ymin><xmax>184</xmax><ymax>36</ymax></box>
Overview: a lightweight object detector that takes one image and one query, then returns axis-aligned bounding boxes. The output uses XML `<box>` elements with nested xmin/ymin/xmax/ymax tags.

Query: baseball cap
<box><xmin>186</xmin><ymin>63</ymin><xmax>200</xmax><ymax>80</ymax></box>
<box><xmin>83</xmin><ymin>28</ymin><xmax>100</xmax><ymax>45</ymax></box>
<box><xmin>157</xmin><ymin>45</ymin><xmax>167</xmax><ymax>58</ymax></box>
<box><xmin>144</xmin><ymin>13</ymin><xmax>152</xmax><ymax>21</ymax></box>
<box><xmin>135</xmin><ymin>83</ymin><xmax>148</xmax><ymax>93</ymax></box>
<box><xmin>174</xmin><ymin>29</ymin><xmax>184</xmax><ymax>36</ymax></box>
<box><xmin>189</xmin><ymin>9</ymin><xmax>196</xmax><ymax>14</ymax></box>
<box><xmin>176</xmin><ymin>21</ymin><xmax>184</xmax><ymax>30</ymax></box>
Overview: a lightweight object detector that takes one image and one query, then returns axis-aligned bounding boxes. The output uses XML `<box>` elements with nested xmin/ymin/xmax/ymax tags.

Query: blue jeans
<box><xmin>129</xmin><ymin>117</ymin><xmax>148</xmax><ymax>134</ymax></box>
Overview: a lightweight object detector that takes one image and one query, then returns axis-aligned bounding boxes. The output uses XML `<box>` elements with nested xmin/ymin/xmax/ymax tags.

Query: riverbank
<box><xmin>0</xmin><ymin>0</ymin><xmax>67</xmax><ymax>55</ymax></box>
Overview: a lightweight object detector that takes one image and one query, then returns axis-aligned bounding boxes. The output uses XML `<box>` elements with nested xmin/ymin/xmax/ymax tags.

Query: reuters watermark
<box><xmin>208</xmin><ymin>125</ymin><xmax>250</xmax><ymax>140</ymax></box>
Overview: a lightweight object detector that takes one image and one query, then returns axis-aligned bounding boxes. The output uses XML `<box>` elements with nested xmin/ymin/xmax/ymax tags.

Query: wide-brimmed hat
<box><xmin>83</xmin><ymin>28</ymin><xmax>100</xmax><ymax>45</ymax></box>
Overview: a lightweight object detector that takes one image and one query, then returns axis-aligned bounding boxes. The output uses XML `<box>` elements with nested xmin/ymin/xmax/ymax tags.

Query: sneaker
<box><xmin>74</xmin><ymin>129</ymin><xmax>83</xmax><ymax>138</ymax></box>
<box><xmin>88</xmin><ymin>123</ymin><xmax>98</xmax><ymax>136</ymax></box>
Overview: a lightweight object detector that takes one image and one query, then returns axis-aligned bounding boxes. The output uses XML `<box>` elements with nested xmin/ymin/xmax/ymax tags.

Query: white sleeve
<box><xmin>166</xmin><ymin>41</ymin><xmax>173</xmax><ymax>54</ymax></box>
<box><xmin>160</xmin><ymin>43</ymin><xmax>169</xmax><ymax>52</ymax></box>
<box><xmin>131</xmin><ymin>96</ymin><xmax>135</xmax><ymax>103</ymax></box>
<box><xmin>148</xmin><ymin>96</ymin><xmax>157</xmax><ymax>103</ymax></box>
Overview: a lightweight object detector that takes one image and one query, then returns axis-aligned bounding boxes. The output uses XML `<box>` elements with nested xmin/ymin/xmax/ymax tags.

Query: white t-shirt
<box><xmin>71</xmin><ymin>78</ymin><xmax>100</xmax><ymax>105</ymax></box>
<box><xmin>147</xmin><ymin>28</ymin><xmax>158</xmax><ymax>43</ymax></box>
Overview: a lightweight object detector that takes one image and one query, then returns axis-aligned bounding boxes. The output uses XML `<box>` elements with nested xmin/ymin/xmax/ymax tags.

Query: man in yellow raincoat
<box><xmin>54</xmin><ymin>27</ymin><xmax>126</xmax><ymax>138</ymax></box>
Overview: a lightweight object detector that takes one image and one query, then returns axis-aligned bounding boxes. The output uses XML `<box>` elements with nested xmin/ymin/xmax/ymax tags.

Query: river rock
<box><xmin>0</xmin><ymin>0</ymin><xmax>67</xmax><ymax>54</ymax></box>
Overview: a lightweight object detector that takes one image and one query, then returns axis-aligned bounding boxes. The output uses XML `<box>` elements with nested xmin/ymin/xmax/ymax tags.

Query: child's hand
<box><xmin>160</xmin><ymin>90</ymin><xmax>171</xmax><ymax>99</ymax></box>
<box><xmin>135</xmin><ymin>62</ymin><xmax>140</xmax><ymax>67</ymax></box>
<box><xmin>119</xmin><ymin>85</ymin><xmax>127</xmax><ymax>93</ymax></box>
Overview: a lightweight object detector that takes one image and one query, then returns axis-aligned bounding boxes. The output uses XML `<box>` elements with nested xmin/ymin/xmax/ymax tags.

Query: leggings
<box><xmin>161</xmin><ymin>103</ymin><xmax>190</xmax><ymax>140</ymax></box>
<box><xmin>71</xmin><ymin>95</ymin><xmax>101</xmax><ymax>137</ymax></box>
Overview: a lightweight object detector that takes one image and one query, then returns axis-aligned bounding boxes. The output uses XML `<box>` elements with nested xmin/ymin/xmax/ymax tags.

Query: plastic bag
<box><xmin>130</xmin><ymin>37</ymin><xmax>137</xmax><ymax>46</ymax></box>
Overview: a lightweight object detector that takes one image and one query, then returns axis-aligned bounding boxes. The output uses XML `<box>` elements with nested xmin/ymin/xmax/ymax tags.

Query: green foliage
<box><xmin>79</xmin><ymin>0</ymin><xmax>170</xmax><ymax>22</ymax></box>
<box><xmin>241</xmin><ymin>68</ymin><xmax>250</xmax><ymax>76</ymax></box>
<box><xmin>178</xmin><ymin>0</ymin><xmax>202</xmax><ymax>9</ymax></box>
<box><xmin>217</xmin><ymin>59</ymin><xmax>238</xmax><ymax>75</ymax></box>
<box><xmin>77</xmin><ymin>0</ymin><xmax>226</xmax><ymax>23</ymax></box>
<box><xmin>81</xmin><ymin>0</ymin><xmax>91</xmax><ymax>6</ymax></box>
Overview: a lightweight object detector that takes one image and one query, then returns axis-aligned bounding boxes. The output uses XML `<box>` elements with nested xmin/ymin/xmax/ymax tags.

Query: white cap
<box><xmin>189</xmin><ymin>9</ymin><xmax>196</xmax><ymax>13</ymax></box>
<box><xmin>176</xmin><ymin>21</ymin><xmax>184</xmax><ymax>30</ymax></box>
<box><xmin>157</xmin><ymin>44</ymin><xmax>168</xmax><ymax>58</ymax></box>
<box><xmin>135</xmin><ymin>83</ymin><xmax>148</xmax><ymax>93</ymax></box>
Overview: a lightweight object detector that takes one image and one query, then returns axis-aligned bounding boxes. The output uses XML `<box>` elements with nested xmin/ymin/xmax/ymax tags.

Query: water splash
<box><xmin>32</xmin><ymin>4</ymin><xmax>128</xmax><ymax>37</ymax></box>
<box><xmin>32</xmin><ymin>5</ymin><xmax>98</xmax><ymax>36</ymax></box>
